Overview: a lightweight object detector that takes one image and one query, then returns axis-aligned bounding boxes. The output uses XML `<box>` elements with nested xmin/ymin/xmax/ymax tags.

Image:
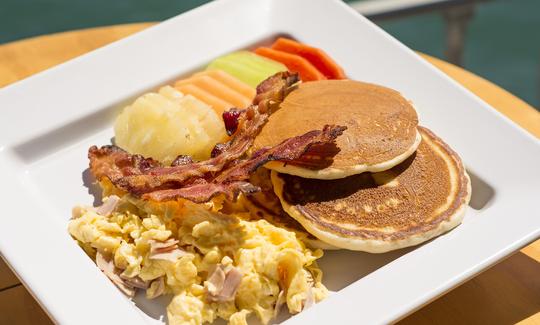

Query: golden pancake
<box><xmin>272</xmin><ymin>127</ymin><xmax>471</xmax><ymax>253</ymax></box>
<box><xmin>243</xmin><ymin>168</ymin><xmax>338</xmax><ymax>250</ymax></box>
<box><xmin>253</xmin><ymin>80</ymin><xmax>421</xmax><ymax>179</ymax></box>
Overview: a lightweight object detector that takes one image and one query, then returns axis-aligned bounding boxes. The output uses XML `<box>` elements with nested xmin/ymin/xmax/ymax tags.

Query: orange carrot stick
<box><xmin>271</xmin><ymin>37</ymin><xmax>346</xmax><ymax>79</ymax></box>
<box><xmin>253</xmin><ymin>47</ymin><xmax>326</xmax><ymax>82</ymax></box>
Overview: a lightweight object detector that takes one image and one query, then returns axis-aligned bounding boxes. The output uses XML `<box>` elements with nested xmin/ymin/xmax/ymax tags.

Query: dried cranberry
<box><xmin>223</xmin><ymin>109</ymin><xmax>243</xmax><ymax>136</ymax></box>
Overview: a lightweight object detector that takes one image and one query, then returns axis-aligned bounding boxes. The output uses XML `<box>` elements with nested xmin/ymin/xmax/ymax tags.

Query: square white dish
<box><xmin>1</xmin><ymin>0</ymin><xmax>539</xmax><ymax>324</ymax></box>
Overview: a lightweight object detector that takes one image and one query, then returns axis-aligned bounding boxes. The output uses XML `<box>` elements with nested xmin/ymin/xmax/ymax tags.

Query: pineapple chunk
<box><xmin>114</xmin><ymin>86</ymin><xmax>227</xmax><ymax>164</ymax></box>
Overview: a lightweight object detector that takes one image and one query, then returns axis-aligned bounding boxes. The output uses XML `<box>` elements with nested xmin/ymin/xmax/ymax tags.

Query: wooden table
<box><xmin>0</xmin><ymin>23</ymin><xmax>539</xmax><ymax>325</ymax></box>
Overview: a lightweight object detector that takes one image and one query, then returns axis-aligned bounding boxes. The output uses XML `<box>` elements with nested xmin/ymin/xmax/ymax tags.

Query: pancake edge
<box><xmin>242</xmin><ymin>195</ymin><xmax>340</xmax><ymax>250</ymax></box>
<box><xmin>264</xmin><ymin>129</ymin><xmax>422</xmax><ymax>180</ymax></box>
<box><xmin>270</xmin><ymin>127</ymin><xmax>472</xmax><ymax>253</ymax></box>
<box><xmin>272</xmin><ymin>170</ymin><xmax>471</xmax><ymax>253</ymax></box>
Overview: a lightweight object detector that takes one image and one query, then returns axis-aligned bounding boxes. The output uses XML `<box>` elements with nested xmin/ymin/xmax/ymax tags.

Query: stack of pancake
<box><xmin>247</xmin><ymin>80</ymin><xmax>471</xmax><ymax>253</ymax></box>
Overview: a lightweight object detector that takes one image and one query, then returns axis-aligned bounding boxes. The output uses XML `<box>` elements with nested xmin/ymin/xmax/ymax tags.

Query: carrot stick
<box><xmin>253</xmin><ymin>47</ymin><xmax>326</xmax><ymax>82</ymax></box>
<box><xmin>271</xmin><ymin>37</ymin><xmax>346</xmax><ymax>79</ymax></box>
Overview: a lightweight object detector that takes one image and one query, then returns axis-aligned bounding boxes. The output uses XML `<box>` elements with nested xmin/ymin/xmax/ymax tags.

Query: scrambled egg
<box><xmin>69</xmin><ymin>195</ymin><xmax>328</xmax><ymax>325</ymax></box>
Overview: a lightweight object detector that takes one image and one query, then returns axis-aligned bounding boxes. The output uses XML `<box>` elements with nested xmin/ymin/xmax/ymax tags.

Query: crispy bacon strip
<box><xmin>89</xmin><ymin>145</ymin><xmax>161</xmax><ymax>183</ymax></box>
<box><xmin>89</xmin><ymin>72</ymin><xmax>299</xmax><ymax>195</ymax></box>
<box><xmin>143</xmin><ymin>125</ymin><xmax>345</xmax><ymax>202</ymax></box>
<box><xmin>280</xmin><ymin>141</ymin><xmax>342</xmax><ymax>170</ymax></box>
<box><xmin>214</xmin><ymin>125</ymin><xmax>345</xmax><ymax>183</ymax></box>
<box><xmin>88</xmin><ymin>72</ymin><xmax>346</xmax><ymax>203</ymax></box>
<box><xmin>144</xmin><ymin>181</ymin><xmax>259</xmax><ymax>203</ymax></box>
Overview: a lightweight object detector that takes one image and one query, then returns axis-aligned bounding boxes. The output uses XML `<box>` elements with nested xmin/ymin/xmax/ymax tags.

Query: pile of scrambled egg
<box><xmin>69</xmin><ymin>193</ymin><xmax>328</xmax><ymax>325</ymax></box>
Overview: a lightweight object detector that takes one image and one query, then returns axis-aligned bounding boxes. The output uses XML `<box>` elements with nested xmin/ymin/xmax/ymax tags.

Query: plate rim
<box><xmin>0</xmin><ymin>0</ymin><xmax>539</xmax><ymax>324</ymax></box>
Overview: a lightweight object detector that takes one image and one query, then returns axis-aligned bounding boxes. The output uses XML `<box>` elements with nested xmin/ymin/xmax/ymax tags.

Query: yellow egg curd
<box><xmin>69</xmin><ymin>195</ymin><xmax>328</xmax><ymax>325</ymax></box>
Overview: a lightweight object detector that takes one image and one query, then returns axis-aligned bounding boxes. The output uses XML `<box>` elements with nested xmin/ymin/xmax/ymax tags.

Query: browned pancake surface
<box><xmin>246</xmin><ymin>168</ymin><xmax>318</xmax><ymax>238</ymax></box>
<box><xmin>278</xmin><ymin>127</ymin><xmax>469</xmax><ymax>241</ymax></box>
<box><xmin>253</xmin><ymin>80</ymin><xmax>419</xmax><ymax>169</ymax></box>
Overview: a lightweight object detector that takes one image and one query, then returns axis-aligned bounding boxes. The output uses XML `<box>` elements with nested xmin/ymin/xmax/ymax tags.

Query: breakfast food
<box><xmin>69</xmin><ymin>197</ymin><xmax>328</xmax><ymax>325</ymax></box>
<box><xmin>206</xmin><ymin>51</ymin><xmax>287</xmax><ymax>87</ymax></box>
<box><xmin>69</xmin><ymin>37</ymin><xmax>470</xmax><ymax>325</ymax></box>
<box><xmin>254</xmin><ymin>47</ymin><xmax>326</xmax><ymax>82</ymax></box>
<box><xmin>75</xmin><ymin>72</ymin><xmax>339</xmax><ymax>325</ymax></box>
<box><xmin>195</xmin><ymin>70</ymin><xmax>256</xmax><ymax>100</ymax></box>
<box><xmin>271</xmin><ymin>127</ymin><xmax>471</xmax><ymax>252</ymax></box>
<box><xmin>90</xmin><ymin>73</ymin><xmax>345</xmax><ymax>204</ymax></box>
<box><xmin>242</xmin><ymin>196</ymin><xmax>338</xmax><ymax>251</ymax></box>
<box><xmin>173</xmin><ymin>83</ymin><xmax>235</xmax><ymax>115</ymax></box>
<box><xmin>114</xmin><ymin>86</ymin><xmax>227</xmax><ymax>164</ymax></box>
<box><xmin>242</xmin><ymin>168</ymin><xmax>338</xmax><ymax>250</ymax></box>
<box><xmin>175</xmin><ymin>70</ymin><xmax>254</xmax><ymax>114</ymax></box>
<box><xmin>270</xmin><ymin>38</ymin><xmax>346</xmax><ymax>79</ymax></box>
<box><xmin>254</xmin><ymin>37</ymin><xmax>346</xmax><ymax>81</ymax></box>
<box><xmin>253</xmin><ymin>80</ymin><xmax>421</xmax><ymax>179</ymax></box>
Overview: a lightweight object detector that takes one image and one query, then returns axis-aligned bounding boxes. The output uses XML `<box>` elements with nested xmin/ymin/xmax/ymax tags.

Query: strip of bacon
<box><xmin>89</xmin><ymin>72</ymin><xmax>299</xmax><ymax>196</ymax></box>
<box><xmin>216</xmin><ymin>125</ymin><xmax>345</xmax><ymax>183</ymax></box>
<box><xmin>280</xmin><ymin>141</ymin><xmax>342</xmax><ymax>170</ymax></box>
<box><xmin>89</xmin><ymin>145</ymin><xmax>161</xmax><ymax>183</ymax></box>
<box><xmin>142</xmin><ymin>125</ymin><xmax>345</xmax><ymax>202</ymax></box>
<box><xmin>144</xmin><ymin>181</ymin><xmax>259</xmax><ymax>203</ymax></box>
<box><xmin>88</xmin><ymin>72</ymin><xmax>346</xmax><ymax>203</ymax></box>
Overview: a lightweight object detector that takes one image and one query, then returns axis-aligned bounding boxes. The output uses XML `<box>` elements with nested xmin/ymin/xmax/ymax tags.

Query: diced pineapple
<box><xmin>114</xmin><ymin>86</ymin><xmax>227</xmax><ymax>164</ymax></box>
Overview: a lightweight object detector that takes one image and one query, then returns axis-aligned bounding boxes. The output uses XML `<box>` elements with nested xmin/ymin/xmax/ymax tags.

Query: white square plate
<box><xmin>1</xmin><ymin>0</ymin><xmax>539</xmax><ymax>324</ymax></box>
